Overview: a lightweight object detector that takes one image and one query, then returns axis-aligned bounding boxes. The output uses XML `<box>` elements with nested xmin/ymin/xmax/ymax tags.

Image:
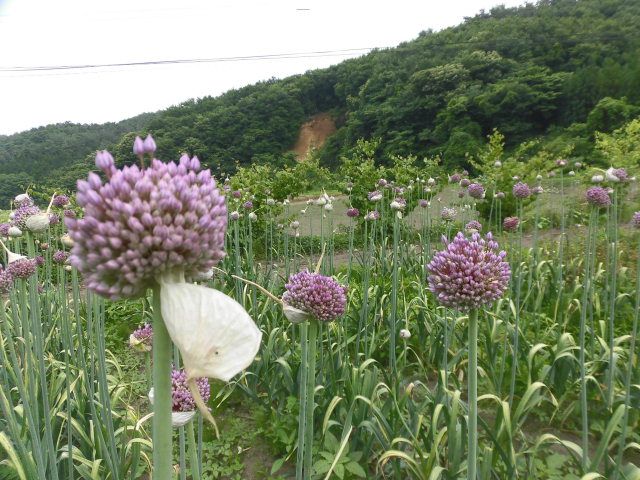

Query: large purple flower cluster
<box><xmin>171</xmin><ymin>368</ymin><xmax>211</xmax><ymax>412</ymax></box>
<box><xmin>66</xmin><ymin>148</ymin><xmax>227</xmax><ymax>299</ymax></box>
<box><xmin>0</xmin><ymin>266</ymin><xmax>13</xmax><ymax>293</ymax></box>
<box><xmin>282</xmin><ymin>270</ymin><xmax>347</xmax><ymax>322</ymax></box>
<box><xmin>585</xmin><ymin>187</ymin><xmax>611</xmax><ymax>208</ymax></box>
<box><xmin>512</xmin><ymin>182</ymin><xmax>531</xmax><ymax>199</ymax></box>
<box><xmin>427</xmin><ymin>232</ymin><xmax>510</xmax><ymax>311</ymax></box>
<box><xmin>7</xmin><ymin>259</ymin><xmax>38</xmax><ymax>279</ymax></box>
<box><xmin>12</xmin><ymin>204</ymin><xmax>41</xmax><ymax>229</ymax></box>
<box><xmin>467</xmin><ymin>183</ymin><xmax>485</xmax><ymax>199</ymax></box>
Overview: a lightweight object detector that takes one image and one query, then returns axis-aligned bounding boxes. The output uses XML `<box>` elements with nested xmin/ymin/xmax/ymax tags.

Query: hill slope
<box><xmin>1</xmin><ymin>0</ymin><xmax>639</xmax><ymax>204</ymax></box>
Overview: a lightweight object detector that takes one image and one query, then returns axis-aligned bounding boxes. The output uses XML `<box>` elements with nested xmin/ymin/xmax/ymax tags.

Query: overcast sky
<box><xmin>0</xmin><ymin>0</ymin><xmax>526</xmax><ymax>136</ymax></box>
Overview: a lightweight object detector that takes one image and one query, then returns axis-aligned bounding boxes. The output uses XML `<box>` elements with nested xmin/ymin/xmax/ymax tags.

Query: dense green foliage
<box><xmin>2</xmin><ymin>0</ymin><xmax>640</xmax><ymax>205</ymax></box>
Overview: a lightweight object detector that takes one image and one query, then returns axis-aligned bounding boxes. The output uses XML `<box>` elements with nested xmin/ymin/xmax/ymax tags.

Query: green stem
<box><xmin>187</xmin><ymin>420</ymin><xmax>201</xmax><ymax>480</ymax></box>
<box><xmin>304</xmin><ymin>321</ymin><xmax>318</xmax><ymax>477</ymax></box>
<box><xmin>468</xmin><ymin>309</ymin><xmax>479</xmax><ymax>480</ymax></box>
<box><xmin>152</xmin><ymin>286</ymin><xmax>173</xmax><ymax>480</ymax></box>
<box><xmin>296</xmin><ymin>322</ymin><xmax>309</xmax><ymax>480</ymax></box>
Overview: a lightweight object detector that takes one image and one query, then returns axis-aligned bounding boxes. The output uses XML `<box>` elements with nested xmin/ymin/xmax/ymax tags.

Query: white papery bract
<box><xmin>160</xmin><ymin>279</ymin><xmax>262</xmax><ymax>382</ymax></box>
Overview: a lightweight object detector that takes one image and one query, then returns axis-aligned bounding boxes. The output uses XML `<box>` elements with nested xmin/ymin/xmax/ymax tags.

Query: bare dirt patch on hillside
<box><xmin>292</xmin><ymin>113</ymin><xmax>336</xmax><ymax>160</ymax></box>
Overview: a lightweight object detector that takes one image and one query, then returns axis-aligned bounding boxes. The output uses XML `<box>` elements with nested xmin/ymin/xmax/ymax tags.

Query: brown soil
<box><xmin>291</xmin><ymin>113</ymin><xmax>336</xmax><ymax>160</ymax></box>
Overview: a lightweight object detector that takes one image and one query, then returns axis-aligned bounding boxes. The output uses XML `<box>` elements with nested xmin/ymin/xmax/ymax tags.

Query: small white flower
<box><xmin>606</xmin><ymin>167</ymin><xmax>620</xmax><ymax>182</ymax></box>
<box><xmin>494</xmin><ymin>160</ymin><xmax>502</xmax><ymax>167</ymax></box>
<box><xmin>427</xmin><ymin>178</ymin><xmax>436</xmax><ymax>186</ymax></box>
<box><xmin>8</xmin><ymin>212</ymin><xmax>15</xmax><ymax>220</ymax></box>
<box><xmin>26</xmin><ymin>213</ymin><xmax>50</xmax><ymax>233</ymax></box>
<box><xmin>390</xmin><ymin>200</ymin><xmax>403</xmax><ymax>210</ymax></box>
<box><xmin>8</xmin><ymin>226</ymin><xmax>22</xmax><ymax>238</ymax></box>
<box><xmin>300</xmin><ymin>208</ymin><xmax>307</xmax><ymax>215</ymax></box>
<box><xmin>424</xmin><ymin>187</ymin><xmax>432</xmax><ymax>193</ymax></box>
<box><xmin>568</xmin><ymin>171</ymin><xmax>575</xmax><ymax>177</ymax></box>
<box><xmin>248</xmin><ymin>212</ymin><xmax>257</xmax><ymax>221</ymax></box>
<box><xmin>324</xmin><ymin>203</ymin><xmax>333</xmax><ymax>211</ymax></box>
<box><xmin>536</xmin><ymin>174</ymin><xmax>543</xmax><ymax>181</ymax></box>
<box><xmin>315</xmin><ymin>196</ymin><xmax>327</xmax><ymax>206</ymax></box>
<box><xmin>14</xmin><ymin>193</ymin><xmax>30</xmax><ymax>203</ymax></box>
<box><xmin>400</xmin><ymin>329</ymin><xmax>411</xmax><ymax>339</ymax></box>
<box><xmin>60</xmin><ymin>234</ymin><xmax>74</xmax><ymax>247</ymax></box>
<box><xmin>64</xmin><ymin>265</ymin><xmax>72</xmax><ymax>272</ymax></box>
<box><xmin>592</xmin><ymin>174</ymin><xmax>604</xmax><ymax>183</ymax></box>
<box><xmin>266</xmin><ymin>198</ymin><xmax>275</xmax><ymax>206</ymax></box>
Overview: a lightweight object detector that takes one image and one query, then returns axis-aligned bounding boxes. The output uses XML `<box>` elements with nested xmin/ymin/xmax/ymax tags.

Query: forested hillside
<box><xmin>1</xmin><ymin>0</ymin><xmax>639</xmax><ymax>204</ymax></box>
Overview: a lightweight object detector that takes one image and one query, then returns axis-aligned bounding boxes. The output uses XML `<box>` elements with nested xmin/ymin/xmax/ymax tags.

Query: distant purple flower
<box><xmin>368</xmin><ymin>190</ymin><xmax>383</xmax><ymax>202</ymax></box>
<box><xmin>532</xmin><ymin>186</ymin><xmax>544</xmax><ymax>195</ymax></box>
<box><xmin>458</xmin><ymin>191</ymin><xmax>465</xmax><ymax>199</ymax></box>
<box><xmin>232</xmin><ymin>190</ymin><xmax>242</xmax><ymax>199</ymax></box>
<box><xmin>12</xmin><ymin>204</ymin><xmax>41</xmax><ymax>229</ymax></box>
<box><xmin>466</xmin><ymin>220</ymin><xmax>482</xmax><ymax>232</ymax></box>
<box><xmin>282</xmin><ymin>270</ymin><xmax>347</xmax><ymax>322</ymax></box>
<box><xmin>390</xmin><ymin>198</ymin><xmax>406</xmax><ymax>210</ymax></box>
<box><xmin>427</xmin><ymin>232</ymin><xmax>510</xmax><ymax>311</ymax></box>
<box><xmin>633</xmin><ymin>212</ymin><xmax>640</xmax><ymax>228</ymax></box>
<box><xmin>346</xmin><ymin>207</ymin><xmax>359</xmax><ymax>218</ymax></box>
<box><xmin>503</xmin><ymin>216</ymin><xmax>520</xmax><ymax>232</ymax></box>
<box><xmin>229</xmin><ymin>211</ymin><xmax>240</xmax><ymax>221</ymax></box>
<box><xmin>585</xmin><ymin>186</ymin><xmax>611</xmax><ymax>208</ymax></box>
<box><xmin>449</xmin><ymin>173</ymin><xmax>461</xmax><ymax>183</ymax></box>
<box><xmin>512</xmin><ymin>182</ymin><xmax>531</xmax><ymax>199</ymax></box>
<box><xmin>460</xmin><ymin>178</ymin><xmax>471</xmax><ymax>188</ymax></box>
<box><xmin>0</xmin><ymin>223</ymin><xmax>10</xmax><ymax>236</ymax></box>
<box><xmin>556</xmin><ymin>159</ymin><xmax>567</xmax><ymax>167</ymax></box>
<box><xmin>35</xmin><ymin>255</ymin><xmax>45</xmax><ymax>266</ymax></box>
<box><xmin>378</xmin><ymin>179</ymin><xmax>388</xmax><ymax>187</ymax></box>
<box><xmin>441</xmin><ymin>207</ymin><xmax>456</xmax><ymax>222</ymax></box>
<box><xmin>467</xmin><ymin>183</ymin><xmax>485</xmax><ymax>199</ymax></box>
<box><xmin>612</xmin><ymin>168</ymin><xmax>629</xmax><ymax>182</ymax></box>
<box><xmin>243</xmin><ymin>200</ymin><xmax>254</xmax><ymax>210</ymax></box>
<box><xmin>418</xmin><ymin>199</ymin><xmax>429</xmax><ymax>208</ymax></box>
<box><xmin>7</xmin><ymin>259</ymin><xmax>38</xmax><ymax>279</ymax></box>
<box><xmin>63</xmin><ymin>209</ymin><xmax>77</xmax><ymax>219</ymax></box>
<box><xmin>365</xmin><ymin>210</ymin><xmax>380</xmax><ymax>221</ymax></box>
<box><xmin>495</xmin><ymin>192</ymin><xmax>505</xmax><ymax>199</ymax></box>
<box><xmin>48</xmin><ymin>213</ymin><xmax>60</xmax><ymax>225</ymax></box>
<box><xmin>130</xmin><ymin>323</ymin><xmax>153</xmax><ymax>351</ymax></box>
<box><xmin>53</xmin><ymin>250</ymin><xmax>69</xmax><ymax>264</ymax></box>
<box><xmin>0</xmin><ymin>268</ymin><xmax>13</xmax><ymax>293</ymax></box>
<box><xmin>171</xmin><ymin>368</ymin><xmax>210</xmax><ymax>412</ymax></box>
<box><xmin>52</xmin><ymin>195</ymin><xmax>70</xmax><ymax>207</ymax></box>
<box><xmin>40</xmin><ymin>243</ymin><xmax>49</xmax><ymax>251</ymax></box>
<box><xmin>66</xmin><ymin>148</ymin><xmax>227</xmax><ymax>300</ymax></box>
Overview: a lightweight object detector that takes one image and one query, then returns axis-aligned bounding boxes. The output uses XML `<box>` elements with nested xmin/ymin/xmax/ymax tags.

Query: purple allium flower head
<box><xmin>495</xmin><ymin>192</ymin><xmax>505</xmax><ymax>199</ymax></box>
<box><xmin>441</xmin><ymin>207</ymin><xmax>456</xmax><ymax>222</ymax></box>
<box><xmin>0</xmin><ymin>267</ymin><xmax>13</xmax><ymax>293</ymax></box>
<box><xmin>12</xmin><ymin>203</ymin><xmax>41</xmax><ymax>229</ymax></box>
<box><xmin>512</xmin><ymin>182</ymin><xmax>531</xmax><ymax>199</ymax></box>
<box><xmin>131</xmin><ymin>323</ymin><xmax>153</xmax><ymax>349</ymax></box>
<box><xmin>346</xmin><ymin>207</ymin><xmax>360</xmax><ymax>218</ymax></box>
<box><xmin>460</xmin><ymin>178</ymin><xmax>471</xmax><ymax>188</ymax></box>
<box><xmin>35</xmin><ymin>255</ymin><xmax>45</xmax><ymax>266</ymax></box>
<box><xmin>133</xmin><ymin>136</ymin><xmax>145</xmax><ymax>156</ymax></box>
<box><xmin>53</xmin><ymin>250</ymin><xmax>69</xmax><ymax>264</ymax></box>
<box><xmin>465</xmin><ymin>220</ymin><xmax>482</xmax><ymax>232</ymax></box>
<box><xmin>232</xmin><ymin>190</ymin><xmax>242</xmax><ymax>199</ymax></box>
<box><xmin>243</xmin><ymin>200</ymin><xmax>253</xmax><ymax>210</ymax></box>
<box><xmin>585</xmin><ymin>186</ymin><xmax>611</xmax><ymax>208</ymax></box>
<box><xmin>613</xmin><ymin>168</ymin><xmax>629</xmax><ymax>182</ymax></box>
<box><xmin>419</xmin><ymin>199</ymin><xmax>429</xmax><ymax>208</ymax></box>
<box><xmin>390</xmin><ymin>198</ymin><xmax>406</xmax><ymax>210</ymax></box>
<box><xmin>503</xmin><ymin>216</ymin><xmax>520</xmax><ymax>232</ymax></box>
<box><xmin>171</xmin><ymin>368</ymin><xmax>210</xmax><ymax>412</ymax></box>
<box><xmin>467</xmin><ymin>183</ymin><xmax>485</xmax><ymax>199</ymax></box>
<box><xmin>95</xmin><ymin>150</ymin><xmax>117</xmax><ymax>177</ymax></box>
<box><xmin>52</xmin><ymin>194</ymin><xmax>70</xmax><ymax>207</ymax></box>
<box><xmin>14</xmin><ymin>194</ymin><xmax>33</xmax><ymax>207</ymax></box>
<box><xmin>66</xmin><ymin>149</ymin><xmax>227</xmax><ymax>300</ymax></box>
<box><xmin>532</xmin><ymin>186</ymin><xmax>544</xmax><ymax>195</ymax></box>
<box><xmin>556</xmin><ymin>159</ymin><xmax>567</xmax><ymax>167</ymax></box>
<box><xmin>40</xmin><ymin>243</ymin><xmax>49</xmax><ymax>251</ymax></box>
<box><xmin>282</xmin><ymin>270</ymin><xmax>348</xmax><ymax>322</ymax></box>
<box><xmin>0</xmin><ymin>223</ymin><xmax>10</xmax><ymax>236</ymax></box>
<box><xmin>142</xmin><ymin>135</ymin><xmax>156</xmax><ymax>155</ymax></box>
<box><xmin>368</xmin><ymin>190</ymin><xmax>383</xmax><ymax>202</ymax></box>
<box><xmin>48</xmin><ymin>213</ymin><xmax>60</xmax><ymax>225</ymax></box>
<box><xmin>427</xmin><ymin>232</ymin><xmax>510</xmax><ymax>311</ymax></box>
<box><xmin>449</xmin><ymin>173</ymin><xmax>461</xmax><ymax>183</ymax></box>
<box><xmin>378</xmin><ymin>178</ymin><xmax>388</xmax><ymax>187</ymax></box>
<box><xmin>63</xmin><ymin>209</ymin><xmax>77</xmax><ymax>219</ymax></box>
<box><xmin>365</xmin><ymin>210</ymin><xmax>380</xmax><ymax>221</ymax></box>
<box><xmin>458</xmin><ymin>191</ymin><xmax>465</xmax><ymax>199</ymax></box>
<box><xmin>633</xmin><ymin>212</ymin><xmax>640</xmax><ymax>228</ymax></box>
<box><xmin>229</xmin><ymin>211</ymin><xmax>240</xmax><ymax>221</ymax></box>
<box><xmin>7</xmin><ymin>258</ymin><xmax>38</xmax><ymax>279</ymax></box>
